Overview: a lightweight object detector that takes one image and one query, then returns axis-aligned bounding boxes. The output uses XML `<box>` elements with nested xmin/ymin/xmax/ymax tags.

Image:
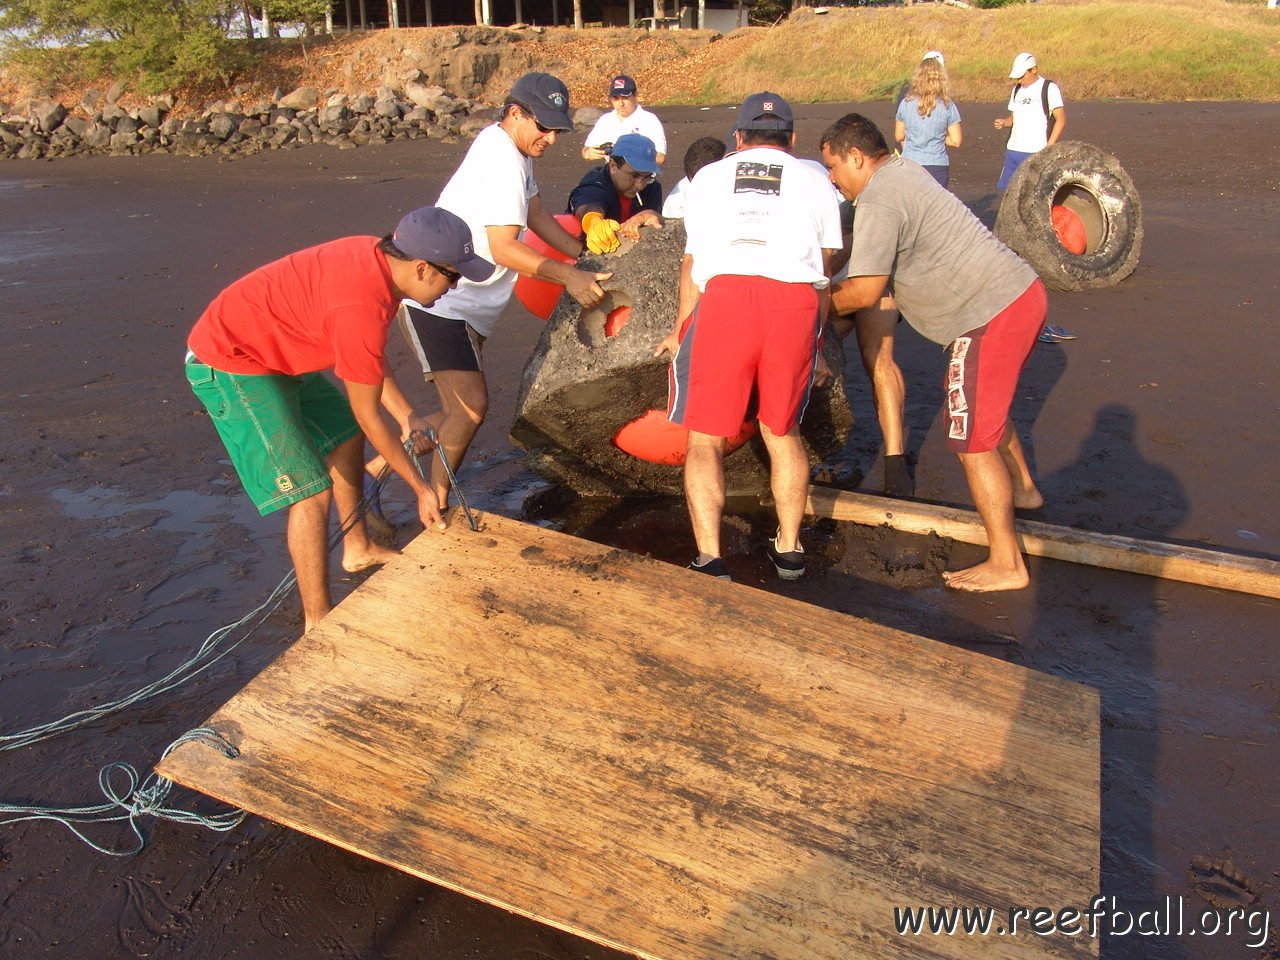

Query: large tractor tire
<box><xmin>994</xmin><ymin>141</ymin><xmax>1143</xmax><ymax>291</ymax></box>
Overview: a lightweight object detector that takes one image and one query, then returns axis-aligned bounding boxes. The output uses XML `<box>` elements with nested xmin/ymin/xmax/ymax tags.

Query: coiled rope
<box><xmin>0</xmin><ymin>728</ymin><xmax>246</xmax><ymax>856</ymax></box>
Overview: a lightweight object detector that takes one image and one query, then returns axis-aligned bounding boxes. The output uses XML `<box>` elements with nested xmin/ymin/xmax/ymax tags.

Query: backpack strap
<box><xmin>1041</xmin><ymin>79</ymin><xmax>1055</xmax><ymax>138</ymax></box>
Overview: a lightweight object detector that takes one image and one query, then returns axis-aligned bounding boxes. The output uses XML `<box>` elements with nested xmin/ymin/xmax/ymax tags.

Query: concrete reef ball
<box><xmin>511</xmin><ymin>220</ymin><xmax>854</xmax><ymax>498</ymax></box>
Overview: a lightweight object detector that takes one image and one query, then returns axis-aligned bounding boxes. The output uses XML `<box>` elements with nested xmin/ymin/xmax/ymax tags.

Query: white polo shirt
<box><xmin>683</xmin><ymin>147</ymin><xmax>842</xmax><ymax>292</ymax></box>
<box><xmin>584</xmin><ymin>105</ymin><xmax>668</xmax><ymax>157</ymax></box>
<box><xmin>432</xmin><ymin>124</ymin><xmax>538</xmax><ymax>336</ymax></box>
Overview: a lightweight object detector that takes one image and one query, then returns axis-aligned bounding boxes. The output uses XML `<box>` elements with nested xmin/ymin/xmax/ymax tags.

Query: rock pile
<box><xmin>0</xmin><ymin>80</ymin><xmax>508</xmax><ymax>160</ymax></box>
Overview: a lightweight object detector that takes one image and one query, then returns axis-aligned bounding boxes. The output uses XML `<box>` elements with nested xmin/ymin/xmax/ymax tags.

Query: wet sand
<box><xmin>1</xmin><ymin>101</ymin><xmax>1277</xmax><ymax>959</ymax></box>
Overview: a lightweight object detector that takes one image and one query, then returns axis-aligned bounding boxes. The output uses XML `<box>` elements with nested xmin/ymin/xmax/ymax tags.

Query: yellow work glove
<box><xmin>582</xmin><ymin>211</ymin><xmax>621</xmax><ymax>255</ymax></box>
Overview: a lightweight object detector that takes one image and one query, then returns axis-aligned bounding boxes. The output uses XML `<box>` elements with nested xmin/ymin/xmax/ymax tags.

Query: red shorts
<box><xmin>668</xmin><ymin>275</ymin><xmax>821</xmax><ymax>438</ymax></box>
<box><xmin>945</xmin><ymin>279</ymin><xmax>1047</xmax><ymax>453</ymax></box>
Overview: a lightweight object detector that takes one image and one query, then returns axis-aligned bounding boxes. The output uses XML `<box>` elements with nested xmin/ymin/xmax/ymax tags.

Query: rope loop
<box><xmin>1</xmin><ymin>728</ymin><xmax>247</xmax><ymax>856</ymax></box>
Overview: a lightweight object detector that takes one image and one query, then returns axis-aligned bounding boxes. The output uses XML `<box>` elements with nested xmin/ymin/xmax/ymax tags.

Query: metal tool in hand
<box><xmin>405</xmin><ymin>428</ymin><xmax>478</xmax><ymax>532</ymax></box>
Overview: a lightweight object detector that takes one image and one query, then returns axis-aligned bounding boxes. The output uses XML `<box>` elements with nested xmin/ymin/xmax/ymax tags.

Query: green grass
<box><xmin>684</xmin><ymin>0</ymin><xmax>1280</xmax><ymax>103</ymax></box>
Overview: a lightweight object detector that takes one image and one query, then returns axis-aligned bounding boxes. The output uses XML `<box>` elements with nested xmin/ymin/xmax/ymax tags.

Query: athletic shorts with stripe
<box><xmin>944</xmin><ymin>279</ymin><xmax>1048</xmax><ymax>453</ymax></box>
<box><xmin>185</xmin><ymin>354</ymin><xmax>360</xmax><ymax>516</ymax></box>
<box><xmin>668</xmin><ymin>275</ymin><xmax>822</xmax><ymax>438</ymax></box>
<box><xmin>398</xmin><ymin>301</ymin><xmax>485</xmax><ymax>381</ymax></box>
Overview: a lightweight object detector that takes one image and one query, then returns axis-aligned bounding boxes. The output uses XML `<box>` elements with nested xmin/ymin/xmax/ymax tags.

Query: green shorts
<box><xmin>185</xmin><ymin>355</ymin><xmax>360</xmax><ymax>516</ymax></box>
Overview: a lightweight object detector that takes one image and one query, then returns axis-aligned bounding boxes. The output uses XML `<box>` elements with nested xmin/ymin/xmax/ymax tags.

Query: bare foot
<box><xmin>942</xmin><ymin>559</ymin><xmax>1030</xmax><ymax>592</ymax></box>
<box><xmin>365</xmin><ymin>509</ymin><xmax>396</xmax><ymax>545</ymax></box>
<box><xmin>1013</xmin><ymin>487</ymin><xmax>1045</xmax><ymax>510</ymax></box>
<box><xmin>341</xmin><ymin>541</ymin><xmax>400</xmax><ymax>573</ymax></box>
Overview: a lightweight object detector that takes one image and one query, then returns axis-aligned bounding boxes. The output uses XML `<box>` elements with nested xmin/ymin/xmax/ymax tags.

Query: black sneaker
<box><xmin>766</xmin><ymin>532</ymin><xmax>806</xmax><ymax>581</ymax></box>
<box><xmin>689</xmin><ymin>556</ymin><xmax>731</xmax><ymax>580</ymax></box>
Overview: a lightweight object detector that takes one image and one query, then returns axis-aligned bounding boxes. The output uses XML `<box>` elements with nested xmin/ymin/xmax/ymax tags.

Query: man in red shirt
<box><xmin>186</xmin><ymin>206</ymin><xmax>493</xmax><ymax>633</ymax></box>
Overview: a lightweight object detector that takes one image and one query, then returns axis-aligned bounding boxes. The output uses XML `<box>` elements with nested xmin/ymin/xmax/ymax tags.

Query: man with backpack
<box><xmin>994</xmin><ymin>52</ymin><xmax>1067</xmax><ymax>190</ymax></box>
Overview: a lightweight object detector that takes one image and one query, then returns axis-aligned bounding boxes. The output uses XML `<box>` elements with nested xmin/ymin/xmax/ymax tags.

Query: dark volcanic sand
<box><xmin>1</xmin><ymin>102</ymin><xmax>1276</xmax><ymax>959</ymax></box>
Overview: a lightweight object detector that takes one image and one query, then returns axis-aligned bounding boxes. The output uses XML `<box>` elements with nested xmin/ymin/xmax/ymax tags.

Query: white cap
<box><xmin>923</xmin><ymin>50</ymin><xmax>945</xmax><ymax>67</ymax></box>
<box><xmin>1009</xmin><ymin>52</ymin><xmax>1037</xmax><ymax>79</ymax></box>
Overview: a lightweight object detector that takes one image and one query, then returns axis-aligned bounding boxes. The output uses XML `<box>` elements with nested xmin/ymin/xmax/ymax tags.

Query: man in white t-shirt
<box><xmin>582</xmin><ymin>75</ymin><xmax>667</xmax><ymax>166</ymax></box>
<box><xmin>994</xmin><ymin>52</ymin><xmax>1067</xmax><ymax>190</ymax></box>
<box><xmin>654</xmin><ymin>93</ymin><xmax>842</xmax><ymax>583</ymax></box>
<box><xmin>397</xmin><ymin>72</ymin><xmax>612</xmax><ymax>513</ymax></box>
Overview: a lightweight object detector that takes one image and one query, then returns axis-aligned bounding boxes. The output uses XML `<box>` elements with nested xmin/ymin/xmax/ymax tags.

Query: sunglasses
<box><xmin>429</xmin><ymin>261</ymin><xmax>462</xmax><ymax>284</ymax></box>
<box><xmin>525</xmin><ymin>112</ymin><xmax>555</xmax><ymax>135</ymax></box>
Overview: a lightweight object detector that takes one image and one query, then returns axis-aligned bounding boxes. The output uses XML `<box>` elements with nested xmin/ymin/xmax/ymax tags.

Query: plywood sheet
<box><xmin>158</xmin><ymin>511</ymin><xmax>1099</xmax><ymax>960</ymax></box>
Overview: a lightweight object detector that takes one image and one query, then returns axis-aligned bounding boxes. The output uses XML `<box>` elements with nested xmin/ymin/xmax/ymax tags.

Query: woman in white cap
<box><xmin>894</xmin><ymin>53</ymin><xmax>963</xmax><ymax>189</ymax></box>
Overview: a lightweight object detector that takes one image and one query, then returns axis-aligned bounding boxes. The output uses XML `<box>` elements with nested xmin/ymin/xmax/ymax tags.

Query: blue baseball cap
<box><xmin>392</xmin><ymin>206</ymin><xmax>495</xmax><ymax>283</ymax></box>
<box><xmin>610</xmin><ymin>75</ymin><xmax>637</xmax><ymax>97</ymax></box>
<box><xmin>611</xmin><ymin>133</ymin><xmax>660</xmax><ymax>174</ymax></box>
<box><xmin>507</xmin><ymin>72</ymin><xmax>573</xmax><ymax>131</ymax></box>
<box><xmin>737</xmin><ymin>91</ymin><xmax>794</xmax><ymax>132</ymax></box>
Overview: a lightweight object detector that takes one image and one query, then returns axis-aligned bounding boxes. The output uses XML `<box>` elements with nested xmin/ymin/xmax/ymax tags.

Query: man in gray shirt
<box><xmin>820</xmin><ymin>113</ymin><xmax>1048</xmax><ymax>592</ymax></box>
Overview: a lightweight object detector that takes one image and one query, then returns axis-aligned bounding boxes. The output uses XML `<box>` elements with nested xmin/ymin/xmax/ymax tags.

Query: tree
<box><xmin>0</xmin><ymin>0</ymin><xmax>249</xmax><ymax>92</ymax></box>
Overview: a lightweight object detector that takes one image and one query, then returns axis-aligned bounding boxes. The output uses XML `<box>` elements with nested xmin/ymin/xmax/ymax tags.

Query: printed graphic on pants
<box><xmin>947</xmin><ymin>337</ymin><xmax>972</xmax><ymax>442</ymax></box>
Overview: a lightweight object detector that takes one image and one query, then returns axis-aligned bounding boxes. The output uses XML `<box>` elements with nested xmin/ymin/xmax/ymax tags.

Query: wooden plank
<box><xmin>158</xmin><ymin>512</ymin><xmax>1099</xmax><ymax>960</ymax></box>
<box><xmin>807</xmin><ymin>485</ymin><xmax>1280</xmax><ymax>600</ymax></box>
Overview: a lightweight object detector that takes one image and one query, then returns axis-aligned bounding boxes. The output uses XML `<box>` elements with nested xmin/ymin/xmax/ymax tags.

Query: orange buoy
<box><xmin>604</xmin><ymin>305</ymin><xmax>631</xmax><ymax>338</ymax></box>
<box><xmin>514</xmin><ymin>213</ymin><xmax>583</xmax><ymax>321</ymax></box>
<box><xmin>1051</xmin><ymin>205</ymin><xmax>1088</xmax><ymax>255</ymax></box>
<box><xmin>612</xmin><ymin>409</ymin><xmax>756</xmax><ymax>466</ymax></box>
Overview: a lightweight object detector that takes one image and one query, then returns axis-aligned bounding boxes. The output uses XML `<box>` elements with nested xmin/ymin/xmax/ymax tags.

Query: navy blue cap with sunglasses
<box><xmin>392</xmin><ymin>206</ymin><xmax>495</xmax><ymax>283</ymax></box>
<box><xmin>506</xmin><ymin>72</ymin><xmax>574</xmax><ymax>132</ymax></box>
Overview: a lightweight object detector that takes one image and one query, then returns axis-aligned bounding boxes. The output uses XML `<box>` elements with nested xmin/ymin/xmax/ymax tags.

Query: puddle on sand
<box><xmin>52</xmin><ymin>485</ymin><xmax>260</xmax><ymax>537</ymax></box>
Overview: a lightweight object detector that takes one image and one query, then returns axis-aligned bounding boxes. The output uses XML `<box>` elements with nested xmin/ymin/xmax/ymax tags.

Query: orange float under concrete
<box><xmin>613</xmin><ymin>409</ymin><xmax>757</xmax><ymax>466</ymax></box>
<box><xmin>514</xmin><ymin>213</ymin><xmax>582</xmax><ymax>321</ymax></box>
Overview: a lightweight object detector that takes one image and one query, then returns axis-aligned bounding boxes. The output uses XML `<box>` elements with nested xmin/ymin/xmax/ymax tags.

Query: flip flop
<box><xmin>1037</xmin><ymin>329</ymin><xmax>1065</xmax><ymax>343</ymax></box>
<box><xmin>1043</xmin><ymin>324</ymin><xmax>1077</xmax><ymax>340</ymax></box>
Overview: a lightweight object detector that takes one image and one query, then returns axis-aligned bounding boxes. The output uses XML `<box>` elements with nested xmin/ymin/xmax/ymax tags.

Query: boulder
<box><xmin>456</xmin><ymin>115</ymin><xmax>492</xmax><ymax>139</ymax></box>
<box><xmin>319</xmin><ymin>103</ymin><xmax>349</xmax><ymax>126</ymax></box>
<box><xmin>28</xmin><ymin>97</ymin><xmax>67</xmax><ymax>134</ymax></box>
<box><xmin>277</xmin><ymin>86</ymin><xmax>319</xmax><ymax>111</ymax></box>
<box><xmin>84</xmin><ymin>123</ymin><xmax>113</xmax><ymax>149</ymax></box>
<box><xmin>137</xmin><ymin>105</ymin><xmax>164</xmax><ymax>129</ymax></box>
<box><xmin>105</xmin><ymin>80</ymin><xmax>126</xmax><ymax>104</ymax></box>
<box><xmin>511</xmin><ymin>222</ymin><xmax>853</xmax><ymax>497</ymax></box>
<box><xmin>109</xmin><ymin>129</ymin><xmax>139</xmax><ymax>150</ymax></box>
<box><xmin>573</xmin><ymin>106</ymin><xmax>604</xmax><ymax>128</ymax></box>
<box><xmin>209</xmin><ymin>113</ymin><xmax>241</xmax><ymax>140</ymax></box>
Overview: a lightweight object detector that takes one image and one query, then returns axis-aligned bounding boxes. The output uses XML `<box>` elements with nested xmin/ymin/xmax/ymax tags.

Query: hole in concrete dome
<box><xmin>577</xmin><ymin>290</ymin><xmax>634</xmax><ymax>348</ymax></box>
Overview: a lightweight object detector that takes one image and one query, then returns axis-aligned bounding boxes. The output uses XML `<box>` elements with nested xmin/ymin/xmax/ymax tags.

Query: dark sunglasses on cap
<box><xmin>429</xmin><ymin>261</ymin><xmax>462</xmax><ymax>284</ymax></box>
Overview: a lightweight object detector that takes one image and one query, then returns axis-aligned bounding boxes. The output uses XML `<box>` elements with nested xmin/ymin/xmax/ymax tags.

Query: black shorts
<box><xmin>397</xmin><ymin>302</ymin><xmax>485</xmax><ymax>381</ymax></box>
